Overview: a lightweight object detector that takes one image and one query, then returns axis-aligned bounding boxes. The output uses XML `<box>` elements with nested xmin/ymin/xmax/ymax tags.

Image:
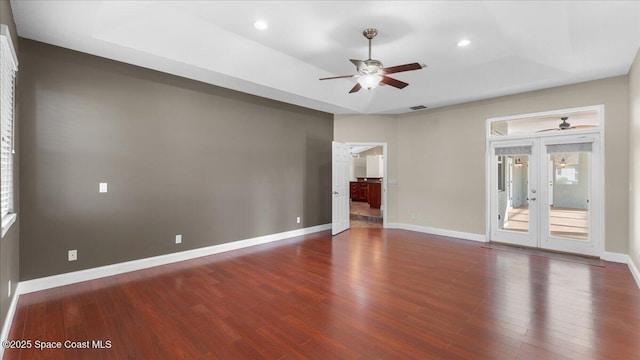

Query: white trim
<box><xmin>601</xmin><ymin>251</ymin><xmax>629</xmax><ymax>263</ymax></box>
<box><xmin>386</xmin><ymin>222</ymin><xmax>487</xmax><ymax>242</ymax></box>
<box><xmin>1</xmin><ymin>213</ymin><xmax>16</xmax><ymax>238</ymax></box>
<box><xmin>0</xmin><ymin>282</ymin><xmax>22</xmax><ymax>357</ymax></box>
<box><xmin>18</xmin><ymin>223</ymin><xmax>331</xmax><ymax>295</ymax></box>
<box><xmin>628</xmin><ymin>257</ymin><xmax>640</xmax><ymax>290</ymax></box>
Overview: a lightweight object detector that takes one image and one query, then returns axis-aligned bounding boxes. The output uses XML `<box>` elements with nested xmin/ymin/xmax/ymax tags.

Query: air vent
<box><xmin>410</xmin><ymin>105</ymin><xmax>427</xmax><ymax>111</ymax></box>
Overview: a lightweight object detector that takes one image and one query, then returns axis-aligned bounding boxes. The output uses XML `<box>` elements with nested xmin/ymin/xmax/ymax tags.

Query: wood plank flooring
<box><xmin>505</xmin><ymin>206</ymin><xmax>589</xmax><ymax>240</ymax></box>
<box><xmin>4</xmin><ymin>229</ymin><xmax>640</xmax><ymax>359</ymax></box>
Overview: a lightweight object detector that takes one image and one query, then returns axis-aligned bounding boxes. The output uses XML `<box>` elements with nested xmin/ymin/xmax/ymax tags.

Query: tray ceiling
<box><xmin>10</xmin><ymin>1</ymin><xmax>640</xmax><ymax>114</ymax></box>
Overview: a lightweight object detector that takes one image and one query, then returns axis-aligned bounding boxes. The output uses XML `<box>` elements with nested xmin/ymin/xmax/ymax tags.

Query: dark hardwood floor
<box><xmin>5</xmin><ymin>229</ymin><xmax>640</xmax><ymax>359</ymax></box>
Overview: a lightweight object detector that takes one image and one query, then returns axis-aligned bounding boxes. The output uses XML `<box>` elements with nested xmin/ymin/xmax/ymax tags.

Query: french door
<box><xmin>490</xmin><ymin>135</ymin><xmax>601</xmax><ymax>256</ymax></box>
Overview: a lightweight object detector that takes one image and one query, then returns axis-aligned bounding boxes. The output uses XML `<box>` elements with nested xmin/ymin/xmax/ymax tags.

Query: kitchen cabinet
<box><xmin>368</xmin><ymin>182</ymin><xmax>381</xmax><ymax>209</ymax></box>
<box><xmin>350</xmin><ymin>182</ymin><xmax>368</xmax><ymax>202</ymax></box>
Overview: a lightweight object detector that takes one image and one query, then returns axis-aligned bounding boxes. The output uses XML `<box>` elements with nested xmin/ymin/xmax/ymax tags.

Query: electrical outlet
<box><xmin>68</xmin><ymin>249</ymin><xmax>77</xmax><ymax>261</ymax></box>
<box><xmin>175</xmin><ymin>234</ymin><xmax>182</xmax><ymax>244</ymax></box>
<box><xmin>8</xmin><ymin>280</ymin><xmax>11</xmax><ymax>297</ymax></box>
<box><xmin>296</xmin><ymin>217</ymin><xmax>301</xmax><ymax>224</ymax></box>
<box><xmin>99</xmin><ymin>182</ymin><xmax>108</xmax><ymax>193</ymax></box>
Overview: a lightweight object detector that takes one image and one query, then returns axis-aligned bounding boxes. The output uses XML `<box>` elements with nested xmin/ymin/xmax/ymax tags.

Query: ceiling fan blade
<box><xmin>349</xmin><ymin>83</ymin><xmax>362</xmax><ymax>93</ymax></box>
<box><xmin>319</xmin><ymin>74</ymin><xmax>357</xmax><ymax>80</ymax></box>
<box><xmin>350</xmin><ymin>59</ymin><xmax>364</xmax><ymax>68</ymax></box>
<box><xmin>380</xmin><ymin>76</ymin><xmax>409</xmax><ymax>89</ymax></box>
<box><xmin>383</xmin><ymin>63</ymin><xmax>425</xmax><ymax>74</ymax></box>
<box><xmin>537</xmin><ymin>124</ymin><xmax>597</xmax><ymax>132</ymax></box>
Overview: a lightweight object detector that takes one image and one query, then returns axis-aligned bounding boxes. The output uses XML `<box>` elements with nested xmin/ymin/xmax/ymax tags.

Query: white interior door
<box><xmin>332</xmin><ymin>141</ymin><xmax>350</xmax><ymax>235</ymax></box>
<box><xmin>490</xmin><ymin>140</ymin><xmax>538</xmax><ymax>247</ymax></box>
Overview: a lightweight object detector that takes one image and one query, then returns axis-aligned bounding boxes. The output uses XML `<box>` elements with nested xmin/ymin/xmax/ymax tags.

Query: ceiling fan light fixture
<box><xmin>557</xmin><ymin>156</ymin><xmax>567</xmax><ymax>168</ymax></box>
<box><xmin>514</xmin><ymin>158</ymin><xmax>523</xmax><ymax>168</ymax></box>
<box><xmin>357</xmin><ymin>74</ymin><xmax>383</xmax><ymax>90</ymax></box>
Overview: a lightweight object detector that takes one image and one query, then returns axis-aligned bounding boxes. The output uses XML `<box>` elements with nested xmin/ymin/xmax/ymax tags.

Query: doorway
<box><xmin>331</xmin><ymin>142</ymin><xmax>388</xmax><ymax>235</ymax></box>
<box><xmin>348</xmin><ymin>144</ymin><xmax>384</xmax><ymax>228</ymax></box>
<box><xmin>487</xmin><ymin>106</ymin><xmax>604</xmax><ymax>257</ymax></box>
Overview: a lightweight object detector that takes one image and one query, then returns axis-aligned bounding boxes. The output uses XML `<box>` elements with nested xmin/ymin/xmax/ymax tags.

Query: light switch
<box><xmin>99</xmin><ymin>183</ymin><xmax>108</xmax><ymax>193</ymax></box>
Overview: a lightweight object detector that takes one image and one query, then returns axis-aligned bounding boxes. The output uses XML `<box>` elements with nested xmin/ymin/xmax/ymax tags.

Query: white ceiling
<box><xmin>10</xmin><ymin>1</ymin><xmax>640</xmax><ymax>115</ymax></box>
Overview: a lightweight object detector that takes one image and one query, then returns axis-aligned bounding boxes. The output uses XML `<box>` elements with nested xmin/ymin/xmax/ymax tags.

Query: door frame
<box><xmin>485</xmin><ymin>105</ymin><xmax>605</xmax><ymax>257</ymax></box>
<box><xmin>345</xmin><ymin>142</ymin><xmax>388</xmax><ymax>228</ymax></box>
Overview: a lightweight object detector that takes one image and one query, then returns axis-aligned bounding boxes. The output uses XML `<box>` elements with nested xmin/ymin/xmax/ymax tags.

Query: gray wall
<box><xmin>0</xmin><ymin>0</ymin><xmax>20</xmax><ymax>333</ymax></box>
<box><xmin>337</xmin><ymin>76</ymin><xmax>630</xmax><ymax>253</ymax></box>
<box><xmin>19</xmin><ymin>39</ymin><xmax>332</xmax><ymax>280</ymax></box>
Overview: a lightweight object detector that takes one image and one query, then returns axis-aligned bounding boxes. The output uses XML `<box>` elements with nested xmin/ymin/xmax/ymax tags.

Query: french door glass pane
<box><xmin>548</xmin><ymin>152</ymin><xmax>589</xmax><ymax>240</ymax></box>
<box><xmin>497</xmin><ymin>155</ymin><xmax>529</xmax><ymax>233</ymax></box>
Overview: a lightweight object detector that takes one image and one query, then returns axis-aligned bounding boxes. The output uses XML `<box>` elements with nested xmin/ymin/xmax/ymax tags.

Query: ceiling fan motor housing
<box><xmin>363</xmin><ymin>28</ymin><xmax>378</xmax><ymax>39</ymax></box>
<box><xmin>360</xmin><ymin>59</ymin><xmax>384</xmax><ymax>75</ymax></box>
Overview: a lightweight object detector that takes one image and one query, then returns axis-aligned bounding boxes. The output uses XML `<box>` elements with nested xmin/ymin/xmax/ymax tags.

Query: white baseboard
<box><xmin>628</xmin><ymin>256</ymin><xmax>640</xmax><ymax>290</ymax></box>
<box><xmin>386</xmin><ymin>222</ymin><xmax>487</xmax><ymax>243</ymax></box>
<box><xmin>0</xmin><ymin>282</ymin><xmax>22</xmax><ymax>358</ymax></box>
<box><xmin>601</xmin><ymin>251</ymin><xmax>629</xmax><ymax>263</ymax></box>
<box><xmin>19</xmin><ymin>223</ymin><xmax>331</xmax><ymax>295</ymax></box>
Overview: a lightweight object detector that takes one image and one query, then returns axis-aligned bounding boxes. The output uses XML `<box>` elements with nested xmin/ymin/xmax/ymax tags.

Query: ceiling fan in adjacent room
<box><xmin>537</xmin><ymin>117</ymin><xmax>598</xmax><ymax>132</ymax></box>
<box><xmin>319</xmin><ymin>28</ymin><xmax>426</xmax><ymax>93</ymax></box>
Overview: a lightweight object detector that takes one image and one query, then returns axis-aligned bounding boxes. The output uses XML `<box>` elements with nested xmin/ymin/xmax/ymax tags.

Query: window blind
<box><xmin>1</xmin><ymin>27</ymin><xmax>17</xmax><ymax>221</ymax></box>
<box><xmin>546</xmin><ymin>142</ymin><xmax>592</xmax><ymax>154</ymax></box>
<box><xmin>495</xmin><ymin>145</ymin><xmax>532</xmax><ymax>156</ymax></box>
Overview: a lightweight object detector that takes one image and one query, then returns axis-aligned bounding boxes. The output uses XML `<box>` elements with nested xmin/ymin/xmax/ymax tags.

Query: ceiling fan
<box><xmin>319</xmin><ymin>28</ymin><xmax>426</xmax><ymax>93</ymax></box>
<box><xmin>536</xmin><ymin>117</ymin><xmax>597</xmax><ymax>132</ymax></box>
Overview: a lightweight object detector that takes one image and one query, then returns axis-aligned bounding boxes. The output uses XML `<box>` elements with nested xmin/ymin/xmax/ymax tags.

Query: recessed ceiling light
<box><xmin>254</xmin><ymin>20</ymin><xmax>268</xmax><ymax>31</ymax></box>
<box><xmin>457</xmin><ymin>39</ymin><xmax>471</xmax><ymax>47</ymax></box>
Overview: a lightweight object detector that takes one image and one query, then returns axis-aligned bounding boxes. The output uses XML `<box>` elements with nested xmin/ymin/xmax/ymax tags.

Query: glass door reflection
<box><xmin>548</xmin><ymin>152</ymin><xmax>590</xmax><ymax>240</ymax></box>
<box><xmin>497</xmin><ymin>155</ymin><xmax>530</xmax><ymax>233</ymax></box>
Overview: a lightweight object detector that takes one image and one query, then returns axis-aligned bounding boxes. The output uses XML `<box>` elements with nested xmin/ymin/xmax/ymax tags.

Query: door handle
<box><xmin>530</xmin><ymin>197</ymin><xmax>536</xmax><ymax>201</ymax></box>
<box><xmin>332</xmin><ymin>191</ymin><xmax>339</xmax><ymax>195</ymax></box>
